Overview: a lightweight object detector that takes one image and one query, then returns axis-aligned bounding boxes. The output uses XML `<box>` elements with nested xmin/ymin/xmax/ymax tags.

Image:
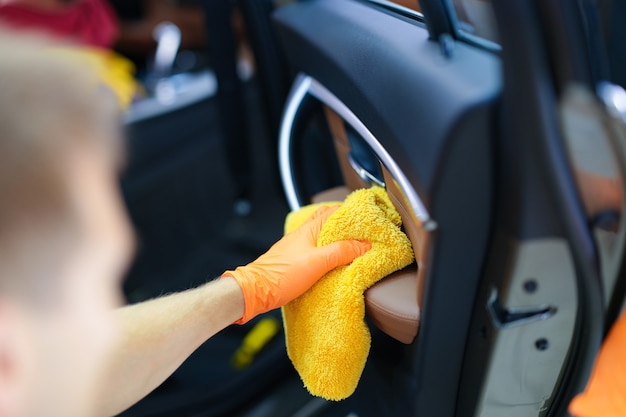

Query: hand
<box><xmin>223</xmin><ymin>206</ymin><xmax>371</xmax><ymax>324</ymax></box>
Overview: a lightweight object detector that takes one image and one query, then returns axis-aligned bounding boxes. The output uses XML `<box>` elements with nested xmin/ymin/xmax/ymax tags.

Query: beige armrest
<box><xmin>312</xmin><ymin>187</ymin><xmax>420</xmax><ymax>344</ymax></box>
<box><xmin>365</xmin><ymin>266</ymin><xmax>420</xmax><ymax>344</ymax></box>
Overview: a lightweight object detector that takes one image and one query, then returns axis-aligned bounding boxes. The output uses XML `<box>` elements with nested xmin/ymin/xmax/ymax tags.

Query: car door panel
<box><xmin>274</xmin><ymin>0</ymin><xmax>500</xmax><ymax>196</ymax></box>
<box><xmin>273</xmin><ymin>1</ymin><xmax>500</xmax><ymax>415</ymax></box>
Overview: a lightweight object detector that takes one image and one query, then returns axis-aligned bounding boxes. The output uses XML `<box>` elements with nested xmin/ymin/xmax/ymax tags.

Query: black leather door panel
<box><xmin>273</xmin><ymin>1</ymin><xmax>500</xmax><ymax>416</ymax></box>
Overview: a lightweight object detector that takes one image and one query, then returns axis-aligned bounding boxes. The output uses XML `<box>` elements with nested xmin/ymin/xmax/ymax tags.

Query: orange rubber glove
<box><xmin>569</xmin><ymin>311</ymin><xmax>626</xmax><ymax>417</ymax></box>
<box><xmin>223</xmin><ymin>206</ymin><xmax>371</xmax><ymax>324</ymax></box>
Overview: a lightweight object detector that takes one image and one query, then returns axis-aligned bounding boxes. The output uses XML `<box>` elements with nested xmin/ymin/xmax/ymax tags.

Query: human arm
<box><xmin>97</xmin><ymin>206</ymin><xmax>370</xmax><ymax>416</ymax></box>
<box><xmin>96</xmin><ymin>277</ymin><xmax>244</xmax><ymax>417</ymax></box>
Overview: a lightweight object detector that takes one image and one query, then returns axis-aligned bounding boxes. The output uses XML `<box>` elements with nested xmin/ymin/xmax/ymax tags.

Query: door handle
<box><xmin>347</xmin><ymin>152</ymin><xmax>385</xmax><ymax>188</ymax></box>
<box><xmin>279</xmin><ymin>74</ymin><xmax>434</xmax><ymax>229</ymax></box>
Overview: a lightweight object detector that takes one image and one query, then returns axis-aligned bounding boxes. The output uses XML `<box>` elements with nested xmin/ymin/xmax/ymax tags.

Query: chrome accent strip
<box><xmin>279</xmin><ymin>74</ymin><xmax>312</xmax><ymax>211</ymax></box>
<box><xmin>279</xmin><ymin>74</ymin><xmax>434</xmax><ymax>228</ymax></box>
<box><xmin>347</xmin><ymin>152</ymin><xmax>386</xmax><ymax>188</ymax></box>
<box><xmin>307</xmin><ymin>76</ymin><xmax>434</xmax><ymax>226</ymax></box>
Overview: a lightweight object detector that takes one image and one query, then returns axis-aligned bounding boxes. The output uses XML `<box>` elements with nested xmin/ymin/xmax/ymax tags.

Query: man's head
<box><xmin>0</xmin><ymin>31</ymin><xmax>134</xmax><ymax>417</ymax></box>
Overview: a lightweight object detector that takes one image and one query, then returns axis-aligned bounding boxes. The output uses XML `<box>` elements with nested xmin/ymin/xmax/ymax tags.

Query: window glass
<box><xmin>448</xmin><ymin>0</ymin><xmax>498</xmax><ymax>45</ymax></box>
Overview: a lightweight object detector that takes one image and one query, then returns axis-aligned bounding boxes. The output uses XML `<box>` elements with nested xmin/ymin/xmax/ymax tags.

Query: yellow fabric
<box><xmin>282</xmin><ymin>187</ymin><xmax>415</xmax><ymax>401</ymax></box>
<box><xmin>48</xmin><ymin>47</ymin><xmax>139</xmax><ymax>110</ymax></box>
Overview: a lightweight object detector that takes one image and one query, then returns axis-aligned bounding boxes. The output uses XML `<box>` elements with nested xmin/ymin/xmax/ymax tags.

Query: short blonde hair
<box><xmin>0</xmin><ymin>29</ymin><xmax>121</xmax><ymax>302</ymax></box>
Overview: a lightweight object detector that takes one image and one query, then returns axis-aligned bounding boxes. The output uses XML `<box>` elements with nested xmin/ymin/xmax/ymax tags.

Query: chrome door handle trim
<box><xmin>279</xmin><ymin>74</ymin><xmax>312</xmax><ymax>211</ymax></box>
<box><xmin>278</xmin><ymin>73</ymin><xmax>435</xmax><ymax>229</ymax></box>
<box><xmin>347</xmin><ymin>152</ymin><xmax>385</xmax><ymax>188</ymax></box>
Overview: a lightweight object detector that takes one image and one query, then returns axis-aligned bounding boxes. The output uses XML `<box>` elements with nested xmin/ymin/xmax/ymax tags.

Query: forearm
<box><xmin>97</xmin><ymin>277</ymin><xmax>244</xmax><ymax>417</ymax></box>
<box><xmin>95</xmin><ymin>206</ymin><xmax>369</xmax><ymax>416</ymax></box>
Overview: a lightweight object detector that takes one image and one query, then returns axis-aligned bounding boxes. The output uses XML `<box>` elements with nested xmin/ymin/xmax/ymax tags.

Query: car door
<box><xmin>274</xmin><ymin>1</ymin><xmax>497</xmax><ymax>416</ymax></box>
<box><xmin>270</xmin><ymin>0</ymin><xmax>625</xmax><ymax>416</ymax></box>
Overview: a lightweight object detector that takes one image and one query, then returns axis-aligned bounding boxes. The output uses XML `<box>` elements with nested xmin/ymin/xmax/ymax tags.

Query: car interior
<box><xmin>83</xmin><ymin>0</ymin><xmax>626</xmax><ymax>415</ymax></box>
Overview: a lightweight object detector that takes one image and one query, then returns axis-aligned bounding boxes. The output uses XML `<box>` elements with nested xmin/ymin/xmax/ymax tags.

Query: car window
<box><xmin>447</xmin><ymin>0</ymin><xmax>498</xmax><ymax>45</ymax></box>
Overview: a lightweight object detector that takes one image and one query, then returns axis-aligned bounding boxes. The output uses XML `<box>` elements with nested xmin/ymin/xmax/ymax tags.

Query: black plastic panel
<box><xmin>274</xmin><ymin>0</ymin><xmax>500</xmax><ymax>200</ymax></box>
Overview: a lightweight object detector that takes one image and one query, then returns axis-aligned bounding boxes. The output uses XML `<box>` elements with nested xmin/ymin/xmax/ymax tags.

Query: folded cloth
<box><xmin>282</xmin><ymin>186</ymin><xmax>415</xmax><ymax>401</ymax></box>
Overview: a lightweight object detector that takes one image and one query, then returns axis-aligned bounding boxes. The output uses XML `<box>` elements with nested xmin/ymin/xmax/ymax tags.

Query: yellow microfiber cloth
<box><xmin>282</xmin><ymin>186</ymin><xmax>415</xmax><ymax>401</ymax></box>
